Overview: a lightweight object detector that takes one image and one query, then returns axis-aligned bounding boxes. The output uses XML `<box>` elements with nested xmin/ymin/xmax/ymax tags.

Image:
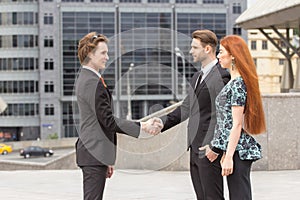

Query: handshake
<box><xmin>141</xmin><ymin>117</ymin><xmax>164</xmax><ymax>135</ymax></box>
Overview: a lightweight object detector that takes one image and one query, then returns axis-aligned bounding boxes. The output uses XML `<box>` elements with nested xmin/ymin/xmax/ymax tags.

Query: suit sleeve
<box><xmin>214</xmin><ymin>68</ymin><xmax>230</xmax><ymax>96</ymax></box>
<box><xmin>210</xmin><ymin>68</ymin><xmax>231</xmax><ymax>153</ymax></box>
<box><xmin>94</xmin><ymin>81</ymin><xmax>140</xmax><ymax>138</ymax></box>
<box><xmin>161</xmin><ymin>93</ymin><xmax>190</xmax><ymax>132</ymax></box>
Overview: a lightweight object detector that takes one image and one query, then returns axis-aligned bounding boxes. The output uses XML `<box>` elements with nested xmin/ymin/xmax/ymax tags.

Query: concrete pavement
<box><xmin>0</xmin><ymin>169</ymin><xmax>299</xmax><ymax>200</ymax></box>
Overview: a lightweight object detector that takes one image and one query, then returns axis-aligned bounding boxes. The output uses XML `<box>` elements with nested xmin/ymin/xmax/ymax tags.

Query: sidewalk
<box><xmin>0</xmin><ymin>169</ymin><xmax>299</xmax><ymax>200</ymax></box>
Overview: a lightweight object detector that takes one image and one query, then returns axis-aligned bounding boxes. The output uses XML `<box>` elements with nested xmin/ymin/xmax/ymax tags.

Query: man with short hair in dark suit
<box><xmin>159</xmin><ymin>30</ymin><xmax>230</xmax><ymax>199</ymax></box>
<box><xmin>75</xmin><ymin>32</ymin><xmax>162</xmax><ymax>200</ymax></box>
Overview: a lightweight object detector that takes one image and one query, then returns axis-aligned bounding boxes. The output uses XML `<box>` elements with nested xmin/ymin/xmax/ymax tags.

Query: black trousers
<box><xmin>81</xmin><ymin>165</ymin><xmax>108</xmax><ymax>200</ymax></box>
<box><xmin>190</xmin><ymin>150</ymin><xmax>224</xmax><ymax>200</ymax></box>
<box><xmin>226</xmin><ymin>152</ymin><xmax>253</xmax><ymax>200</ymax></box>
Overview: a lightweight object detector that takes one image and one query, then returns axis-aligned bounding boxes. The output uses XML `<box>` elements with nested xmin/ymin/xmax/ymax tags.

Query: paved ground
<box><xmin>0</xmin><ymin>169</ymin><xmax>299</xmax><ymax>200</ymax></box>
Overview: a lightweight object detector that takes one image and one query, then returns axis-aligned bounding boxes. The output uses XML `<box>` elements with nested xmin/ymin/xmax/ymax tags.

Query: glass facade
<box><xmin>63</xmin><ymin>102</ymin><xmax>78</xmax><ymax>138</ymax></box>
<box><xmin>0</xmin><ymin>1</ymin><xmax>245</xmax><ymax>139</ymax></box>
<box><xmin>61</xmin><ymin>9</ymin><xmax>228</xmax><ymax>137</ymax></box>
<box><xmin>62</xmin><ymin>12</ymin><xmax>115</xmax><ymax>136</ymax></box>
<box><xmin>119</xmin><ymin>12</ymin><xmax>172</xmax><ymax>96</ymax></box>
<box><xmin>62</xmin><ymin>12</ymin><xmax>115</xmax><ymax>96</ymax></box>
<box><xmin>177</xmin><ymin>13</ymin><xmax>226</xmax><ymax>79</ymax></box>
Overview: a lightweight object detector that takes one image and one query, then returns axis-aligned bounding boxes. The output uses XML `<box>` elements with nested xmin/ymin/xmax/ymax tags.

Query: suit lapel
<box><xmin>82</xmin><ymin>68</ymin><xmax>112</xmax><ymax>100</ymax></box>
<box><xmin>195</xmin><ymin>65</ymin><xmax>217</xmax><ymax>95</ymax></box>
<box><xmin>191</xmin><ymin>65</ymin><xmax>217</xmax><ymax>108</ymax></box>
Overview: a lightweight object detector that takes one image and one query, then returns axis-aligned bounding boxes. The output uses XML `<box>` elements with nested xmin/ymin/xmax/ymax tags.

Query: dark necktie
<box><xmin>100</xmin><ymin>76</ymin><xmax>107</xmax><ymax>88</ymax></box>
<box><xmin>194</xmin><ymin>70</ymin><xmax>203</xmax><ymax>90</ymax></box>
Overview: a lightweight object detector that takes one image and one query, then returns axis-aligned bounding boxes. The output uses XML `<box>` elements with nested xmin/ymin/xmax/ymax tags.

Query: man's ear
<box><xmin>204</xmin><ymin>45</ymin><xmax>212</xmax><ymax>54</ymax></box>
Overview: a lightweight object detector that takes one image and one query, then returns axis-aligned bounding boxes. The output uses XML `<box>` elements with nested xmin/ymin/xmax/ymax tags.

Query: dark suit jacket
<box><xmin>75</xmin><ymin>68</ymin><xmax>141</xmax><ymax>166</ymax></box>
<box><xmin>162</xmin><ymin>63</ymin><xmax>230</xmax><ymax>153</ymax></box>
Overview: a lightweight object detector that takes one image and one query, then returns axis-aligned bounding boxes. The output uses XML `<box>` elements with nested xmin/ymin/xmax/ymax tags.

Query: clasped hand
<box><xmin>141</xmin><ymin>117</ymin><xmax>163</xmax><ymax>135</ymax></box>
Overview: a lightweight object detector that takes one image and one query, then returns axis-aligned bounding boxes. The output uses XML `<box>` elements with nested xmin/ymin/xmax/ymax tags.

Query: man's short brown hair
<box><xmin>192</xmin><ymin>30</ymin><xmax>218</xmax><ymax>53</ymax></box>
<box><xmin>77</xmin><ymin>32</ymin><xmax>108</xmax><ymax>65</ymax></box>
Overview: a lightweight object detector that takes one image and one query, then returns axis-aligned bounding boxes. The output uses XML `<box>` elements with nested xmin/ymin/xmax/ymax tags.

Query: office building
<box><xmin>248</xmin><ymin>29</ymin><xmax>298</xmax><ymax>93</ymax></box>
<box><xmin>0</xmin><ymin>0</ymin><xmax>246</xmax><ymax>140</ymax></box>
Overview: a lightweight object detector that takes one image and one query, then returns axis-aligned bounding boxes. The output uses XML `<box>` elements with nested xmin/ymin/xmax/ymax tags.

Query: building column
<box><xmin>281</xmin><ymin>59</ymin><xmax>294</xmax><ymax>93</ymax></box>
<box><xmin>290</xmin><ymin>58</ymin><xmax>300</xmax><ymax>92</ymax></box>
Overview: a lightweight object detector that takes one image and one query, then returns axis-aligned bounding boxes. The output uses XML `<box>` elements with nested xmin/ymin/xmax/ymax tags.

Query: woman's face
<box><xmin>217</xmin><ymin>44</ymin><xmax>233</xmax><ymax>69</ymax></box>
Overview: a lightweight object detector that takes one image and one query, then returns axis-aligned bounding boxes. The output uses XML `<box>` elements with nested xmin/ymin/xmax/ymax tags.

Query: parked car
<box><xmin>19</xmin><ymin>146</ymin><xmax>54</xmax><ymax>159</ymax></box>
<box><xmin>0</xmin><ymin>143</ymin><xmax>13</xmax><ymax>155</ymax></box>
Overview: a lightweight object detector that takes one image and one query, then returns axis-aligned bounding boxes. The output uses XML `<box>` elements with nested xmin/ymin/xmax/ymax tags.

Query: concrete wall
<box><xmin>2</xmin><ymin>94</ymin><xmax>300</xmax><ymax>171</ymax></box>
<box><xmin>252</xmin><ymin>93</ymin><xmax>300</xmax><ymax>171</ymax></box>
<box><xmin>0</xmin><ymin>149</ymin><xmax>77</xmax><ymax>171</ymax></box>
<box><xmin>116</xmin><ymin>93</ymin><xmax>300</xmax><ymax>171</ymax></box>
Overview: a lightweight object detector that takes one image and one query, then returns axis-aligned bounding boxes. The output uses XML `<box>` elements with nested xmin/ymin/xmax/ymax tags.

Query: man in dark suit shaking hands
<box><xmin>159</xmin><ymin>30</ymin><xmax>230</xmax><ymax>199</ymax></box>
<box><xmin>75</xmin><ymin>32</ymin><xmax>162</xmax><ymax>200</ymax></box>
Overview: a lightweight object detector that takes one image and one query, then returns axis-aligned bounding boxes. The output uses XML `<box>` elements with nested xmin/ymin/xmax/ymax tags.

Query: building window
<box><xmin>251</xmin><ymin>40</ymin><xmax>257</xmax><ymax>50</ymax></box>
<box><xmin>44</xmin><ymin>36</ymin><xmax>53</xmax><ymax>47</ymax></box>
<box><xmin>233</xmin><ymin>27</ymin><xmax>241</xmax><ymax>35</ymax></box>
<box><xmin>44</xmin><ymin>81</ymin><xmax>54</xmax><ymax>93</ymax></box>
<box><xmin>12</xmin><ymin>35</ymin><xmax>37</xmax><ymax>48</ymax></box>
<box><xmin>91</xmin><ymin>0</ymin><xmax>113</xmax><ymax>2</ymax></box>
<box><xmin>61</xmin><ymin>0</ymin><xmax>84</xmax><ymax>1</ymax></box>
<box><xmin>233</xmin><ymin>3</ymin><xmax>241</xmax><ymax>14</ymax></box>
<box><xmin>62</xmin><ymin>102</ymin><xmax>79</xmax><ymax>137</ymax></box>
<box><xmin>203</xmin><ymin>0</ymin><xmax>224</xmax><ymax>4</ymax></box>
<box><xmin>61</xmin><ymin>0</ymin><xmax>83</xmax><ymax>1</ymax></box>
<box><xmin>8</xmin><ymin>0</ymin><xmax>37</xmax><ymax>2</ymax></box>
<box><xmin>0</xmin><ymin>58</ymin><xmax>38</xmax><ymax>71</ymax></box>
<box><xmin>175</xmin><ymin>0</ymin><xmax>196</xmax><ymax>3</ymax></box>
<box><xmin>148</xmin><ymin>0</ymin><xmax>169</xmax><ymax>2</ymax></box>
<box><xmin>45</xmin><ymin>104</ymin><xmax>54</xmax><ymax>115</ymax></box>
<box><xmin>262</xmin><ymin>40</ymin><xmax>268</xmax><ymax>50</ymax></box>
<box><xmin>0</xmin><ymin>81</ymin><xmax>37</xmax><ymax>94</ymax></box>
<box><xmin>44</xmin><ymin>59</ymin><xmax>54</xmax><ymax>70</ymax></box>
<box><xmin>36</xmin><ymin>81</ymin><xmax>39</xmax><ymax>92</ymax></box>
<box><xmin>253</xmin><ymin>58</ymin><xmax>257</xmax><ymax>67</ymax></box>
<box><xmin>279</xmin><ymin>40</ymin><xmax>287</xmax><ymax>48</ymax></box>
<box><xmin>10</xmin><ymin>12</ymin><xmax>37</xmax><ymax>25</ymax></box>
<box><xmin>279</xmin><ymin>59</ymin><xmax>285</xmax><ymax>65</ymax></box>
<box><xmin>0</xmin><ymin>103</ymin><xmax>38</xmax><ymax>116</ymax></box>
<box><xmin>119</xmin><ymin>0</ymin><xmax>141</xmax><ymax>2</ymax></box>
<box><xmin>44</xmin><ymin>14</ymin><xmax>53</xmax><ymax>25</ymax></box>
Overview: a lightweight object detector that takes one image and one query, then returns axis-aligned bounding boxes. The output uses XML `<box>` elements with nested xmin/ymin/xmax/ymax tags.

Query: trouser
<box><xmin>81</xmin><ymin>165</ymin><xmax>108</xmax><ymax>200</ymax></box>
<box><xmin>227</xmin><ymin>152</ymin><xmax>253</xmax><ymax>200</ymax></box>
<box><xmin>190</xmin><ymin>150</ymin><xmax>224</xmax><ymax>200</ymax></box>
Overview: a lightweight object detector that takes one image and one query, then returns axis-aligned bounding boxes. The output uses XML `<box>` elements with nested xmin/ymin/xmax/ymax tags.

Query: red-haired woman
<box><xmin>207</xmin><ymin>35</ymin><xmax>266</xmax><ymax>200</ymax></box>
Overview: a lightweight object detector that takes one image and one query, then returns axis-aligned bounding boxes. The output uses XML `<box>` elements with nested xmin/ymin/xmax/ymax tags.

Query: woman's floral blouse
<box><xmin>211</xmin><ymin>76</ymin><xmax>262</xmax><ymax>161</ymax></box>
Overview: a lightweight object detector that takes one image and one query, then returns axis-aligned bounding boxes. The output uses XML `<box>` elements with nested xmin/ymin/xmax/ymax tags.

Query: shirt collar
<box><xmin>82</xmin><ymin>66</ymin><xmax>101</xmax><ymax>78</ymax></box>
<box><xmin>201</xmin><ymin>59</ymin><xmax>218</xmax><ymax>75</ymax></box>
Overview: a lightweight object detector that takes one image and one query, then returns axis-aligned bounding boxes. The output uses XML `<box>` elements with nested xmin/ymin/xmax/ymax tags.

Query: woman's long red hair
<box><xmin>220</xmin><ymin>35</ymin><xmax>266</xmax><ymax>134</ymax></box>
